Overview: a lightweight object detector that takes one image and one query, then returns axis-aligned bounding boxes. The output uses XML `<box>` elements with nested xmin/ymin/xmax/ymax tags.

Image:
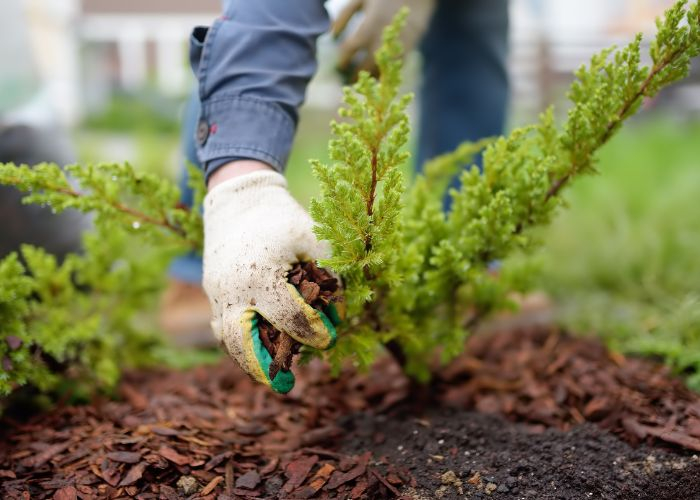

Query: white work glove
<box><xmin>203</xmin><ymin>171</ymin><xmax>338</xmax><ymax>393</ymax></box>
<box><xmin>332</xmin><ymin>0</ymin><xmax>436</xmax><ymax>78</ymax></box>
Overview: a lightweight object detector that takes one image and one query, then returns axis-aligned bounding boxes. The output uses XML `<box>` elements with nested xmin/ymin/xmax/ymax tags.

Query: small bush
<box><xmin>0</xmin><ymin>0</ymin><xmax>698</xmax><ymax>398</ymax></box>
<box><xmin>306</xmin><ymin>2</ymin><xmax>700</xmax><ymax>380</ymax></box>
<box><xmin>0</xmin><ymin>163</ymin><xmax>204</xmax><ymax>400</ymax></box>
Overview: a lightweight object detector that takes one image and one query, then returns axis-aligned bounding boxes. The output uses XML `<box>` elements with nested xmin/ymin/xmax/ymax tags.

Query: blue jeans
<box><xmin>170</xmin><ymin>0</ymin><xmax>509</xmax><ymax>284</ymax></box>
<box><xmin>169</xmin><ymin>92</ymin><xmax>205</xmax><ymax>284</ymax></box>
<box><xmin>418</xmin><ymin>0</ymin><xmax>510</xmax><ymax>207</ymax></box>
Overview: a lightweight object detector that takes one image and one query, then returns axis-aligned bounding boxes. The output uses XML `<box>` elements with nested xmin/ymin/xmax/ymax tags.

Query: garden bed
<box><xmin>1</xmin><ymin>326</ymin><xmax>699</xmax><ymax>499</ymax></box>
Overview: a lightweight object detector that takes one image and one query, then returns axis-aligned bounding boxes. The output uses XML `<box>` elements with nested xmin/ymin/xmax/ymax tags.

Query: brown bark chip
<box><xmin>1</xmin><ymin>326</ymin><xmax>699</xmax><ymax>499</ymax></box>
<box><xmin>158</xmin><ymin>446</ymin><xmax>190</xmax><ymax>466</ymax></box>
<box><xmin>118</xmin><ymin>462</ymin><xmax>146</xmax><ymax>486</ymax></box>
<box><xmin>20</xmin><ymin>442</ymin><xmax>71</xmax><ymax>468</ymax></box>
<box><xmin>326</xmin><ymin>452</ymin><xmax>370</xmax><ymax>490</ymax></box>
<box><xmin>283</xmin><ymin>454</ymin><xmax>318</xmax><ymax>492</ymax></box>
<box><xmin>270</xmin><ymin>334</ymin><xmax>296</xmax><ymax>381</ymax></box>
<box><xmin>235</xmin><ymin>470</ymin><xmax>261</xmax><ymax>490</ymax></box>
<box><xmin>98</xmin><ymin>458</ymin><xmax>121</xmax><ymax>487</ymax></box>
<box><xmin>299</xmin><ymin>280</ymin><xmax>321</xmax><ymax>303</ymax></box>
<box><xmin>200</xmin><ymin>475</ymin><xmax>224</xmax><ymax>496</ymax></box>
<box><xmin>52</xmin><ymin>486</ymin><xmax>77</xmax><ymax>500</ymax></box>
<box><xmin>105</xmin><ymin>451</ymin><xmax>141</xmax><ymax>464</ymax></box>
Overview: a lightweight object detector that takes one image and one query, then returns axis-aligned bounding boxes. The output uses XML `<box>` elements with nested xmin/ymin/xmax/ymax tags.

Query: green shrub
<box><xmin>306</xmin><ymin>2</ymin><xmax>700</xmax><ymax>381</ymax></box>
<box><xmin>0</xmin><ymin>163</ymin><xmax>204</xmax><ymax>399</ymax></box>
<box><xmin>0</xmin><ymin>0</ymin><xmax>698</xmax><ymax>397</ymax></box>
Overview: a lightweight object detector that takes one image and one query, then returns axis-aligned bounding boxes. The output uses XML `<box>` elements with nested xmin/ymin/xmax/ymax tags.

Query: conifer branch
<box><xmin>363</xmin><ymin>135</ymin><xmax>380</xmax><ymax>271</ymax></box>
<box><xmin>546</xmin><ymin>43</ymin><xmax>691</xmax><ymax>201</ymax></box>
<box><xmin>0</xmin><ymin>162</ymin><xmax>204</xmax><ymax>252</ymax></box>
<box><xmin>1</xmin><ymin>174</ymin><xmax>195</xmax><ymax>245</ymax></box>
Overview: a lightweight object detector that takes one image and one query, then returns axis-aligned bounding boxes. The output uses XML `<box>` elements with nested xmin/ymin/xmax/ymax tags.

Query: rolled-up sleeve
<box><xmin>189</xmin><ymin>1</ymin><xmax>329</xmax><ymax>178</ymax></box>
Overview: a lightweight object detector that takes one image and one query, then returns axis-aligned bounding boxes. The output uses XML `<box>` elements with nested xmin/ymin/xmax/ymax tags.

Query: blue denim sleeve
<box><xmin>189</xmin><ymin>1</ymin><xmax>329</xmax><ymax>179</ymax></box>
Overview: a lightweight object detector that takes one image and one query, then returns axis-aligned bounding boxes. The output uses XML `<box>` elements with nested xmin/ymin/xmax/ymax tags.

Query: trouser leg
<box><xmin>160</xmin><ymin>90</ymin><xmax>214</xmax><ymax>345</ymax></box>
<box><xmin>168</xmin><ymin>90</ymin><xmax>204</xmax><ymax>284</ymax></box>
<box><xmin>417</xmin><ymin>0</ymin><xmax>510</xmax><ymax>206</ymax></box>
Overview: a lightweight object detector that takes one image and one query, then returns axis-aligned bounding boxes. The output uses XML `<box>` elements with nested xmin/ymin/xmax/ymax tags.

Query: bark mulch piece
<box><xmin>0</xmin><ymin>326</ymin><xmax>698</xmax><ymax>499</ymax></box>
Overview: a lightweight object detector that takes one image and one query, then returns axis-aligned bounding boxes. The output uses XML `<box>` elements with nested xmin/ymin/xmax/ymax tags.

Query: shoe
<box><xmin>159</xmin><ymin>279</ymin><xmax>217</xmax><ymax>347</ymax></box>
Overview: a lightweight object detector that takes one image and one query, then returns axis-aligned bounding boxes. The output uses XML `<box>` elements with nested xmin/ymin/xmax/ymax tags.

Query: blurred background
<box><xmin>2</xmin><ymin>0</ymin><xmax>699</xmax><ymax>381</ymax></box>
<box><xmin>2</xmin><ymin>0</ymin><xmax>697</xmax><ymax>194</ymax></box>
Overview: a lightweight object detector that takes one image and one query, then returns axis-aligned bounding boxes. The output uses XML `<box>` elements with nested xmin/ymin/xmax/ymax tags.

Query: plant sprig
<box><xmin>308</xmin><ymin>0</ymin><xmax>700</xmax><ymax>379</ymax></box>
<box><xmin>0</xmin><ymin>162</ymin><xmax>204</xmax><ymax>251</ymax></box>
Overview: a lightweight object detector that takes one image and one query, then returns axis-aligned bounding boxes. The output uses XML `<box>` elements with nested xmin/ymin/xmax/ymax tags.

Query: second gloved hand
<box><xmin>332</xmin><ymin>0</ymin><xmax>435</xmax><ymax>78</ymax></box>
<box><xmin>203</xmin><ymin>171</ymin><xmax>337</xmax><ymax>394</ymax></box>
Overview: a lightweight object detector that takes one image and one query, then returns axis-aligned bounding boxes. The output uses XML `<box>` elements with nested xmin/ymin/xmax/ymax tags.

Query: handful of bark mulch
<box><xmin>258</xmin><ymin>262</ymin><xmax>340</xmax><ymax>380</ymax></box>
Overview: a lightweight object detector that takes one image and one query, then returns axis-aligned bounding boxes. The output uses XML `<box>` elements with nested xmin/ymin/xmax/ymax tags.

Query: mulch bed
<box><xmin>1</xmin><ymin>326</ymin><xmax>699</xmax><ymax>499</ymax></box>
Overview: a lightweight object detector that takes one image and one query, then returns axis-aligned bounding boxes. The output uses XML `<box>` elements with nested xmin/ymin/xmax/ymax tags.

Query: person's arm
<box><xmin>189</xmin><ymin>0</ymin><xmax>329</xmax><ymax>185</ymax></box>
<box><xmin>192</xmin><ymin>1</ymin><xmax>339</xmax><ymax>394</ymax></box>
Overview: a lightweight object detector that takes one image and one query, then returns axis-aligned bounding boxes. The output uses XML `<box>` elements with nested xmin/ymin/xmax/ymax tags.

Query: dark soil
<box><xmin>344</xmin><ymin>410</ymin><xmax>700</xmax><ymax>499</ymax></box>
<box><xmin>1</xmin><ymin>327</ymin><xmax>699</xmax><ymax>499</ymax></box>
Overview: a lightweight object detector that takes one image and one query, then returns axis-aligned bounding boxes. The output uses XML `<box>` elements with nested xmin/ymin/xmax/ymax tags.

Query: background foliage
<box><xmin>530</xmin><ymin>119</ymin><xmax>700</xmax><ymax>389</ymax></box>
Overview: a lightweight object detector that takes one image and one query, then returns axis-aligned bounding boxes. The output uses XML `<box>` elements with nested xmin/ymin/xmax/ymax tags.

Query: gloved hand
<box><xmin>203</xmin><ymin>170</ymin><xmax>338</xmax><ymax>394</ymax></box>
<box><xmin>332</xmin><ymin>0</ymin><xmax>435</xmax><ymax>78</ymax></box>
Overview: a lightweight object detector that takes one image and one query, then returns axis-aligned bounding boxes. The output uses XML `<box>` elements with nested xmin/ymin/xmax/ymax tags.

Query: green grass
<box><xmin>82</xmin><ymin>93</ymin><xmax>183</xmax><ymax>135</ymax></box>
<box><xmin>530</xmin><ymin>116</ymin><xmax>700</xmax><ymax>389</ymax></box>
<box><xmin>286</xmin><ymin>109</ymin><xmax>333</xmax><ymax>206</ymax></box>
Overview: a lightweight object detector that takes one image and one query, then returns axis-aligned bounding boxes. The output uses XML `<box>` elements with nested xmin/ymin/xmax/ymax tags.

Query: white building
<box><xmin>79</xmin><ymin>0</ymin><xmax>219</xmax><ymax>98</ymax></box>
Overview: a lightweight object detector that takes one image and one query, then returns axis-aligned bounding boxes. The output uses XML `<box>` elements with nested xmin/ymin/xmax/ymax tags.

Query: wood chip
<box><xmin>235</xmin><ymin>470</ymin><xmax>261</xmax><ymax>490</ymax></box>
<box><xmin>120</xmin><ymin>383</ymin><xmax>148</xmax><ymax>410</ymax></box>
<box><xmin>370</xmin><ymin>468</ymin><xmax>401</xmax><ymax>496</ymax></box>
<box><xmin>200</xmin><ymin>476</ymin><xmax>224</xmax><ymax>496</ymax></box>
<box><xmin>99</xmin><ymin>458</ymin><xmax>121</xmax><ymax>487</ymax></box>
<box><xmin>106</xmin><ymin>451</ymin><xmax>141</xmax><ymax>464</ymax></box>
<box><xmin>119</xmin><ymin>462</ymin><xmax>147</xmax><ymax>486</ymax></box>
<box><xmin>20</xmin><ymin>442</ymin><xmax>71</xmax><ymax>468</ymax></box>
<box><xmin>52</xmin><ymin>486</ymin><xmax>77</xmax><ymax>500</ymax></box>
<box><xmin>158</xmin><ymin>446</ymin><xmax>189</xmax><ymax>466</ymax></box>
<box><xmin>259</xmin><ymin>457</ymin><xmax>279</xmax><ymax>476</ymax></box>
<box><xmin>327</xmin><ymin>452</ymin><xmax>370</xmax><ymax>490</ymax></box>
<box><xmin>299</xmin><ymin>280</ymin><xmax>321</xmax><ymax>303</ymax></box>
<box><xmin>283</xmin><ymin>455</ymin><xmax>318</xmax><ymax>492</ymax></box>
<box><xmin>150</xmin><ymin>426</ymin><xmax>180</xmax><ymax>437</ymax></box>
<box><xmin>225</xmin><ymin>459</ymin><xmax>234</xmax><ymax>496</ymax></box>
<box><xmin>293</xmin><ymin>462</ymin><xmax>335</xmax><ymax>498</ymax></box>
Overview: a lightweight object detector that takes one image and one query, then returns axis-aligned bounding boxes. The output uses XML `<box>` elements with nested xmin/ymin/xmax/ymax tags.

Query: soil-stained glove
<box><xmin>203</xmin><ymin>171</ymin><xmax>338</xmax><ymax>394</ymax></box>
<box><xmin>332</xmin><ymin>0</ymin><xmax>435</xmax><ymax>78</ymax></box>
